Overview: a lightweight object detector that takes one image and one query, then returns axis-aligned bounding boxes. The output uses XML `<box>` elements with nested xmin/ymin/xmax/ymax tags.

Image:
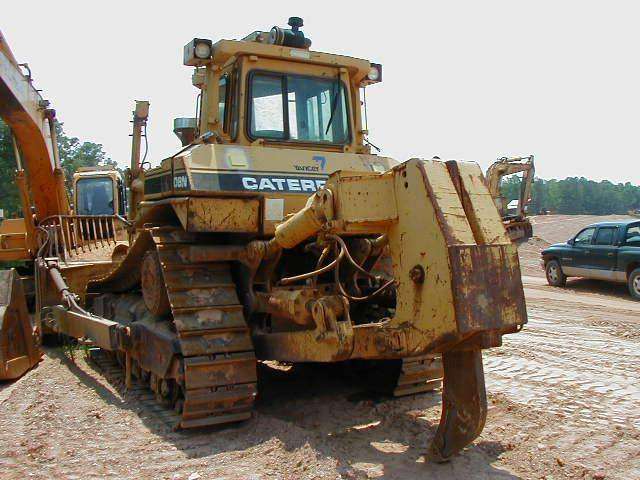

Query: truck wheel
<box><xmin>545</xmin><ymin>259</ymin><xmax>566</xmax><ymax>287</ymax></box>
<box><xmin>628</xmin><ymin>268</ymin><xmax>640</xmax><ymax>300</ymax></box>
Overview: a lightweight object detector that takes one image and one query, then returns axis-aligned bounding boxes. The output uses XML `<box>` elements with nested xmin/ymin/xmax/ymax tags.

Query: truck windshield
<box><xmin>249</xmin><ymin>72</ymin><xmax>349</xmax><ymax>144</ymax></box>
<box><xmin>76</xmin><ymin>177</ymin><xmax>115</xmax><ymax>215</ymax></box>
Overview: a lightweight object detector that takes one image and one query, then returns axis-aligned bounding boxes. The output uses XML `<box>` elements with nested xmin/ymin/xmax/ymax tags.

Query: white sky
<box><xmin>3</xmin><ymin>1</ymin><xmax>639</xmax><ymax>184</ymax></box>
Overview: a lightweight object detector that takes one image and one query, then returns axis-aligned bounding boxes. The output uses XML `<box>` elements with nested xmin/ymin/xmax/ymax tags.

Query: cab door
<box><xmin>564</xmin><ymin>226</ymin><xmax>596</xmax><ymax>276</ymax></box>
<box><xmin>589</xmin><ymin>226</ymin><xmax>619</xmax><ymax>279</ymax></box>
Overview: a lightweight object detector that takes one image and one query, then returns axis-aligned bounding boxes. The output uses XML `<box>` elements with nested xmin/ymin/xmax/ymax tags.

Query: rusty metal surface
<box><xmin>183</xmin><ymin>352</ymin><xmax>256</xmax><ymax>390</ymax></box>
<box><xmin>49</xmin><ymin>306</ymin><xmax>120</xmax><ymax>351</ymax></box>
<box><xmin>445</xmin><ymin>160</ymin><xmax>511</xmax><ymax>245</ymax></box>
<box><xmin>131</xmin><ymin>230</ymin><xmax>257</xmax><ymax>426</ymax></box>
<box><xmin>129</xmin><ymin>319</ymin><xmax>179</xmax><ymax>379</ymax></box>
<box><xmin>253</xmin><ymin>295</ymin><xmax>353</xmax><ymax>362</ymax></box>
<box><xmin>186</xmin><ymin>197</ymin><xmax>260</xmax><ymax>233</ymax></box>
<box><xmin>87</xmin><ymin>229</ymin><xmax>155</xmax><ymax>293</ymax></box>
<box><xmin>256</xmin><ymin>288</ymin><xmax>318</xmax><ymax>327</ymax></box>
<box><xmin>428</xmin><ymin>349</ymin><xmax>487</xmax><ymax>462</ymax></box>
<box><xmin>0</xmin><ymin>269</ymin><xmax>41</xmax><ymax>380</ymax></box>
<box><xmin>448</xmin><ymin>243</ymin><xmax>527</xmax><ymax>335</ymax></box>
<box><xmin>159</xmin><ymin>244</ymin><xmax>257</xmax><ymax>427</ymax></box>
<box><xmin>0</xmin><ymin>23</ymin><xmax>531</xmax><ymax>463</ymax></box>
<box><xmin>141</xmin><ymin>250</ymin><xmax>171</xmax><ymax>316</ymax></box>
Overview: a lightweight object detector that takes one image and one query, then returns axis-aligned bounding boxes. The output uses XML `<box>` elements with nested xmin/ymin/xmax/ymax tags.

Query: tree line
<box><xmin>501</xmin><ymin>175</ymin><xmax>640</xmax><ymax>215</ymax></box>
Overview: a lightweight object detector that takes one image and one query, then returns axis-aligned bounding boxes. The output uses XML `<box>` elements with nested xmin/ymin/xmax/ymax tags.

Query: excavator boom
<box><xmin>0</xmin><ymin>30</ymin><xmax>69</xmax><ymax>222</ymax></box>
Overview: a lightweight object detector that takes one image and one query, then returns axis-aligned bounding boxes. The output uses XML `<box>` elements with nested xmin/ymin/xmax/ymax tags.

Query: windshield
<box><xmin>218</xmin><ymin>76</ymin><xmax>227</xmax><ymax>130</ymax></box>
<box><xmin>76</xmin><ymin>177</ymin><xmax>114</xmax><ymax>215</ymax></box>
<box><xmin>249</xmin><ymin>72</ymin><xmax>349</xmax><ymax>144</ymax></box>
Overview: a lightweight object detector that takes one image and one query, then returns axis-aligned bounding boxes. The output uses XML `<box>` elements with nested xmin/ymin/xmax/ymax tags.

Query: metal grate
<box><xmin>38</xmin><ymin>215</ymin><xmax>130</xmax><ymax>261</ymax></box>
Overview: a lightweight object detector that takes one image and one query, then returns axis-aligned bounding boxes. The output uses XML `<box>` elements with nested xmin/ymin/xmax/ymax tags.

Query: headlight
<box><xmin>194</xmin><ymin>41</ymin><xmax>212</xmax><ymax>59</ymax></box>
<box><xmin>269</xmin><ymin>26</ymin><xmax>284</xmax><ymax>45</ymax></box>
<box><xmin>183</xmin><ymin>38</ymin><xmax>213</xmax><ymax>66</ymax></box>
<box><xmin>362</xmin><ymin>63</ymin><xmax>382</xmax><ymax>86</ymax></box>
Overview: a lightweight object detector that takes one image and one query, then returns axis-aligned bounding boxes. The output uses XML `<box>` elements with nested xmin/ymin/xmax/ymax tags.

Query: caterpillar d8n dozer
<box><xmin>0</xmin><ymin>18</ymin><xmax>527</xmax><ymax>461</ymax></box>
<box><xmin>486</xmin><ymin>155</ymin><xmax>536</xmax><ymax>242</ymax></box>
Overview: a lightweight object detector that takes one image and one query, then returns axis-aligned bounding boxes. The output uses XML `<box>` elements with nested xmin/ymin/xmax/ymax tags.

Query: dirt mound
<box><xmin>517</xmin><ymin>236</ymin><xmax>551</xmax><ymax>277</ymax></box>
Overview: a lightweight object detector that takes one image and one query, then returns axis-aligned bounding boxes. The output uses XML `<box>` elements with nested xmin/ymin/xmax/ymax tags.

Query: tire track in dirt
<box><xmin>485</xmin><ymin>302</ymin><xmax>640</xmax><ymax>431</ymax></box>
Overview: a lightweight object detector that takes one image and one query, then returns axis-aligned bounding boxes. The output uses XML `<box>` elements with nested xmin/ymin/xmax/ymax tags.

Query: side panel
<box><xmin>143</xmin><ymin>145</ymin><xmax>394</xmax><ymax>234</ymax></box>
<box><xmin>0</xmin><ymin>219</ymin><xmax>28</xmax><ymax>261</ymax></box>
<box><xmin>186</xmin><ymin>197</ymin><xmax>260</xmax><ymax>233</ymax></box>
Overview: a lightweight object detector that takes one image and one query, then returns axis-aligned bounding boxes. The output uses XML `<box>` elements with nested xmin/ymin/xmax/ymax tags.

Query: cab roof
<box><xmin>586</xmin><ymin>219</ymin><xmax>639</xmax><ymax>228</ymax></box>
<box><xmin>212</xmin><ymin>39</ymin><xmax>372</xmax><ymax>84</ymax></box>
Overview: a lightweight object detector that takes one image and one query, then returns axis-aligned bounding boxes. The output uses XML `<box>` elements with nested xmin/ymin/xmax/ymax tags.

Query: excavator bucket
<box><xmin>0</xmin><ymin>269</ymin><xmax>41</xmax><ymax>380</ymax></box>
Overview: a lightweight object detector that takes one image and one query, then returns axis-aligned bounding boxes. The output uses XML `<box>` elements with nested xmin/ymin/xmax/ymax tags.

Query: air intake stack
<box><xmin>268</xmin><ymin>17</ymin><xmax>311</xmax><ymax>49</ymax></box>
<box><xmin>173</xmin><ymin>117</ymin><xmax>197</xmax><ymax>146</ymax></box>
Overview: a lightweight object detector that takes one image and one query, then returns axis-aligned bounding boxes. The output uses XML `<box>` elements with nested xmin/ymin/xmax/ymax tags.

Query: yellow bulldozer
<box><xmin>486</xmin><ymin>155</ymin><xmax>536</xmax><ymax>241</ymax></box>
<box><xmin>0</xmin><ymin>18</ymin><xmax>527</xmax><ymax>461</ymax></box>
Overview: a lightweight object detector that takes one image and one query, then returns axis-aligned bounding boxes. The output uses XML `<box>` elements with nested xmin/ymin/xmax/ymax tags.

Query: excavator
<box><xmin>0</xmin><ymin>30</ymin><xmax>126</xmax><ymax>378</ymax></box>
<box><xmin>0</xmin><ymin>19</ymin><xmax>527</xmax><ymax>461</ymax></box>
<box><xmin>486</xmin><ymin>155</ymin><xmax>536</xmax><ymax>241</ymax></box>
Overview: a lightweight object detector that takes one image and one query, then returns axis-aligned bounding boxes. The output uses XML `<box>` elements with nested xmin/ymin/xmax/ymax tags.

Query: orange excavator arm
<box><xmin>0</xmin><ymin>30</ymin><xmax>70</xmax><ymax>223</ymax></box>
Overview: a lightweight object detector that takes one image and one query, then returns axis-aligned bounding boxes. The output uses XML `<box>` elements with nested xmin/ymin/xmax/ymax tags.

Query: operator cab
<box><xmin>176</xmin><ymin>17</ymin><xmax>382</xmax><ymax>154</ymax></box>
<box><xmin>73</xmin><ymin>167</ymin><xmax>127</xmax><ymax>217</ymax></box>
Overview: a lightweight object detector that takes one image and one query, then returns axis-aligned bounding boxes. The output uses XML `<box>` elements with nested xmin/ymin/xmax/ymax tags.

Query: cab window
<box><xmin>230</xmin><ymin>68</ymin><xmax>240</xmax><ymax>140</ymax></box>
<box><xmin>594</xmin><ymin>227</ymin><xmax>616</xmax><ymax>245</ymax></box>
<box><xmin>574</xmin><ymin>227</ymin><xmax>595</xmax><ymax>246</ymax></box>
<box><xmin>218</xmin><ymin>76</ymin><xmax>228</xmax><ymax>132</ymax></box>
<box><xmin>249</xmin><ymin>74</ymin><xmax>285</xmax><ymax>139</ymax></box>
<box><xmin>626</xmin><ymin>224</ymin><xmax>640</xmax><ymax>246</ymax></box>
<box><xmin>117</xmin><ymin>179</ymin><xmax>126</xmax><ymax>217</ymax></box>
<box><xmin>76</xmin><ymin>177</ymin><xmax>114</xmax><ymax>215</ymax></box>
<box><xmin>248</xmin><ymin>72</ymin><xmax>350</xmax><ymax>144</ymax></box>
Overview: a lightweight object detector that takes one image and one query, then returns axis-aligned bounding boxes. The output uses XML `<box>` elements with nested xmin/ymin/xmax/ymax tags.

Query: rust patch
<box><xmin>448</xmin><ymin>244</ymin><xmax>527</xmax><ymax>335</ymax></box>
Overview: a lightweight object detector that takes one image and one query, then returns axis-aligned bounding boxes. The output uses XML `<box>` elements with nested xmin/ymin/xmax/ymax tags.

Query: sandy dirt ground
<box><xmin>1</xmin><ymin>215</ymin><xmax>639</xmax><ymax>480</ymax></box>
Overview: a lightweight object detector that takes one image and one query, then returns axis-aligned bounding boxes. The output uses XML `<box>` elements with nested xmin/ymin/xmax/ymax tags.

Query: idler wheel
<box><xmin>141</xmin><ymin>250</ymin><xmax>171</xmax><ymax>316</ymax></box>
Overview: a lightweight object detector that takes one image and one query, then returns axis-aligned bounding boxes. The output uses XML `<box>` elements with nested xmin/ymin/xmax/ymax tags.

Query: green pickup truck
<box><xmin>541</xmin><ymin>220</ymin><xmax>640</xmax><ymax>299</ymax></box>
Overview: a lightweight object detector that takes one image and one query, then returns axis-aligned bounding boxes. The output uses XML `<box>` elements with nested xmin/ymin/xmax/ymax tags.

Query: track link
<box><xmin>88</xmin><ymin>348</ymin><xmax>183</xmax><ymax>430</ymax></box>
<box><xmin>89</xmin><ymin>227</ymin><xmax>257</xmax><ymax>429</ymax></box>
<box><xmin>153</xmin><ymin>230</ymin><xmax>257</xmax><ymax>428</ymax></box>
<box><xmin>392</xmin><ymin>355</ymin><xmax>443</xmax><ymax>397</ymax></box>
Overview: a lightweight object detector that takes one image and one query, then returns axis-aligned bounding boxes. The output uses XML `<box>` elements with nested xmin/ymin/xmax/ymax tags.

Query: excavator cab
<box><xmin>73</xmin><ymin>167</ymin><xmax>126</xmax><ymax>217</ymax></box>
